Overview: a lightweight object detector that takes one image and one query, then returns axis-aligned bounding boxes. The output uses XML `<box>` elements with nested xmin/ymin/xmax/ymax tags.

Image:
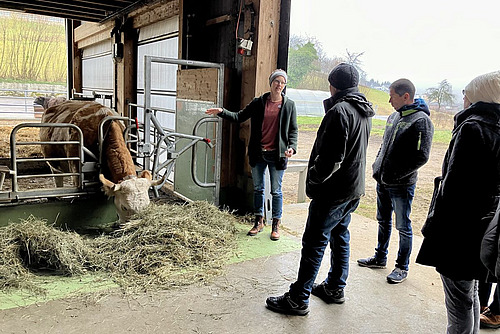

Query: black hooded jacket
<box><xmin>417</xmin><ymin>102</ymin><xmax>500</xmax><ymax>280</ymax></box>
<box><xmin>372</xmin><ymin>99</ymin><xmax>434</xmax><ymax>186</ymax></box>
<box><xmin>306</xmin><ymin>87</ymin><xmax>375</xmax><ymax>205</ymax></box>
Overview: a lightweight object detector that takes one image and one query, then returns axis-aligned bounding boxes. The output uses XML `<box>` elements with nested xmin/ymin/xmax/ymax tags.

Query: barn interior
<box><xmin>0</xmin><ymin>3</ymin><xmax>454</xmax><ymax>332</ymax></box>
<box><xmin>0</xmin><ymin>0</ymin><xmax>292</xmax><ymax>217</ymax></box>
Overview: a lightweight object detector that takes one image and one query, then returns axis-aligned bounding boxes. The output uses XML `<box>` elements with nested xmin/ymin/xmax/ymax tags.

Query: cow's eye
<box><xmin>121</xmin><ymin>206</ymin><xmax>128</xmax><ymax>211</ymax></box>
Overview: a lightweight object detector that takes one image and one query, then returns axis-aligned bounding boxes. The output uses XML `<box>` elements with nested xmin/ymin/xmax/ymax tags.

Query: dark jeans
<box><xmin>289</xmin><ymin>198</ymin><xmax>360</xmax><ymax>304</ymax></box>
<box><xmin>375</xmin><ymin>183</ymin><xmax>415</xmax><ymax>271</ymax></box>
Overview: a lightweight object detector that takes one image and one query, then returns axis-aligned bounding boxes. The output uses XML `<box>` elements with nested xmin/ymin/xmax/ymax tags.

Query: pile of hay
<box><xmin>0</xmin><ymin>201</ymin><xmax>238</xmax><ymax>293</ymax></box>
<box><xmin>92</xmin><ymin>201</ymin><xmax>238</xmax><ymax>290</ymax></box>
<box><xmin>0</xmin><ymin>216</ymin><xmax>100</xmax><ymax>292</ymax></box>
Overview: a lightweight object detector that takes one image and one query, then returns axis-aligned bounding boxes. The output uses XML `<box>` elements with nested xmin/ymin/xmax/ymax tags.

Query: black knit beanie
<box><xmin>328</xmin><ymin>63</ymin><xmax>359</xmax><ymax>90</ymax></box>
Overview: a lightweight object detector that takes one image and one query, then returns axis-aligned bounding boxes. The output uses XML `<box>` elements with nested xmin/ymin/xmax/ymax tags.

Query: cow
<box><xmin>39</xmin><ymin>100</ymin><xmax>164</xmax><ymax>222</ymax></box>
<box><xmin>34</xmin><ymin>96</ymin><xmax>67</xmax><ymax>109</ymax></box>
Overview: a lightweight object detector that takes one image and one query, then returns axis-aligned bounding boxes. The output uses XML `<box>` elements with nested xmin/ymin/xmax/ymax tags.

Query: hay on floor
<box><xmin>0</xmin><ymin>216</ymin><xmax>99</xmax><ymax>292</ymax></box>
<box><xmin>92</xmin><ymin>201</ymin><xmax>239</xmax><ymax>290</ymax></box>
<box><xmin>0</xmin><ymin>201</ymin><xmax>238</xmax><ymax>293</ymax></box>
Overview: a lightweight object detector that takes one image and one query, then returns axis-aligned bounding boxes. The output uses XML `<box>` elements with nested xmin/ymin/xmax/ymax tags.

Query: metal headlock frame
<box><xmin>140</xmin><ymin>56</ymin><xmax>224</xmax><ymax>205</ymax></box>
<box><xmin>0</xmin><ymin>123</ymin><xmax>100</xmax><ymax>202</ymax></box>
<box><xmin>0</xmin><ymin>57</ymin><xmax>223</xmax><ymax>207</ymax></box>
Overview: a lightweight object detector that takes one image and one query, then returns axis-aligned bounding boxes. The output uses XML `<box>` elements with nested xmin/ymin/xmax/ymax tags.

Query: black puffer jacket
<box><xmin>306</xmin><ymin>87</ymin><xmax>375</xmax><ymax>205</ymax></box>
<box><xmin>416</xmin><ymin>102</ymin><xmax>500</xmax><ymax>280</ymax></box>
<box><xmin>372</xmin><ymin>99</ymin><xmax>434</xmax><ymax>186</ymax></box>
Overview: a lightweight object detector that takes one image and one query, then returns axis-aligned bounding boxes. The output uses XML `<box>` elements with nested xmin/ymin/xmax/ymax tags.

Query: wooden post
<box><xmin>240</xmin><ymin>0</ymin><xmax>282</xmax><ymax>174</ymax></box>
<box><xmin>116</xmin><ymin>27</ymin><xmax>136</xmax><ymax>117</ymax></box>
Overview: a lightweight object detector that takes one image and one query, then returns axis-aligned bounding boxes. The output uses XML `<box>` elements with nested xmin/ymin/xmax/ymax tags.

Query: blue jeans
<box><xmin>251</xmin><ymin>154</ymin><xmax>284</xmax><ymax>219</ymax></box>
<box><xmin>441</xmin><ymin>274</ymin><xmax>480</xmax><ymax>334</ymax></box>
<box><xmin>289</xmin><ymin>198</ymin><xmax>360</xmax><ymax>304</ymax></box>
<box><xmin>375</xmin><ymin>183</ymin><xmax>415</xmax><ymax>271</ymax></box>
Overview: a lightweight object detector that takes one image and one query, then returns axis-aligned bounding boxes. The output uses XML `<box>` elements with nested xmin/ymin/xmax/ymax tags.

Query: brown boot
<box><xmin>481</xmin><ymin>309</ymin><xmax>500</xmax><ymax>329</ymax></box>
<box><xmin>248</xmin><ymin>216</ymin><xmax>265</xmax><ymax>236</ymax></box>
<box><xmin>271</xmin><ymin>218</ymin><xmax>280</xmax><ymax>241</ymax></box>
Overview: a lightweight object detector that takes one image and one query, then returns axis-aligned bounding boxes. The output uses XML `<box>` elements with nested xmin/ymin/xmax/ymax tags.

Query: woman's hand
<box><xmin>205</xmin><ymin>108</ymin><xmax>223</xmax><ymax>115</ymax></box>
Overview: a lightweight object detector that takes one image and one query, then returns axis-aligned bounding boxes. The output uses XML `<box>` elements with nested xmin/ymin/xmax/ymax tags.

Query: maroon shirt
<box><xmin>261</xmin><ymin>99</ymin><xmax>281</xmax><ymax>151</ymax></box>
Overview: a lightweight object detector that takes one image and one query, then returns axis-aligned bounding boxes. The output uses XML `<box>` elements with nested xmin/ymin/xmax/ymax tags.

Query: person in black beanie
<box><xmin>266</xmin><ymin>63</ymin><xmax>375</xmax><ymax>315</ymax></box>
<box><xmin>357</xmin><ymin>78</ymin><xmax>434</xmax><ymax>284</ymax></box>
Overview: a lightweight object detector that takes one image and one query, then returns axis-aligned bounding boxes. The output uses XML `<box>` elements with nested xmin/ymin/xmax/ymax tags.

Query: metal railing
<box><xmin>0</xmin><ymin>87</ymin><xmax>66</xmax><ymax>118</ymax></box>
<box><xmin>0</xmin><ymin>122</ymin><xmax>100</xmax><ymax>202</ymax></box>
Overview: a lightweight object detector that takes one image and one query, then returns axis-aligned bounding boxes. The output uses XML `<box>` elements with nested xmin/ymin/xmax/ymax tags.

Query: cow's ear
<box><xmin>139</xmin><ymin>170</ymin><xmax>152</xmax><ymax>180</ymax></box>
<box><xmin>99</xmin><ymin>174</ymin><xmax>118</xmax><ymax>195</ymax></box>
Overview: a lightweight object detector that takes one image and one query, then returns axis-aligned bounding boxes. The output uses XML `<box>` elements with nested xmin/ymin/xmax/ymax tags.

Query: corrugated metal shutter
<box><xmin>136</xmin><ymin>16</ymin><xmax>179</xmax><ymax>131</ymax></box>
<box><xmin>81</xmin><ymin>39</ymin><xmax>113</xmax><ymax>107</ymax></box>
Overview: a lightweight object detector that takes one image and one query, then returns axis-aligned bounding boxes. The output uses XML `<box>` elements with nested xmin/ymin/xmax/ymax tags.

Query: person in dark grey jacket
<box><xmin>357</xmin><ymin>78</ymin><xmax>434</xmax><ymax>284</ymax></box>
<box><xmin>206</xmin><ymin>69</ymin><xmax>298</xmax><ymax>241</ymax></box>
<box><xmin>266</xmin><ymin>63</ymin><xmax>375</xmax><ymax>315</ymax></box>
<box><xmin>417</xmin><ymin>70</ymin><xmax>500</xmax><ymax>333</ymax></box>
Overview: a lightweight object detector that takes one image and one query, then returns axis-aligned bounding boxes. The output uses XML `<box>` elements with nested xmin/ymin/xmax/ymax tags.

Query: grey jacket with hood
<box><xmin>372</xmin><ymin>99</ymin><xmax>434</xmax><ymax>186</ymax></box>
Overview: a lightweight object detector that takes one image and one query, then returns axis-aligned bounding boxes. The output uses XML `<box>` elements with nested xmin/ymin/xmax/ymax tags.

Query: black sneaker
<box><xmin>357</xmin><ymin>255</ymin><xmax>387</xmax><ymax>268</ymax></box>
<box><xmin>311</xmin><ymin>282</ymin><xmax>345</xmax><ymax>304</ymax></box>
<box><xmin>266</xmin><ymin>292</ymin><xmax>309</xmax><ymax>316</ymax></box>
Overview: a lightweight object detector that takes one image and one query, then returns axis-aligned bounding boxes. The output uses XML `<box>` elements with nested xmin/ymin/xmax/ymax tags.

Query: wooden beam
<box><xmin>130</xmin><ymin>0</ymin><xmax>179</xmax><ymax>29</ymax></box>
<box><xmin>205</xmin><ymin>14</ymin><xmax>232</xmax><ymax>27</ymax></box>
<box><xmin>74</xmin><ymin>1</ymin><xmax>179</xmax><ymax>48</ymax></box>
<box><xmin>239</xmin><ymin>0</ymin><xmax>281</xmax><ymax>175</ymax></box>
<box><xmin>74</xmin><ymin>21</ymin><xmax>114</xmax><ymax>49</ymax></box>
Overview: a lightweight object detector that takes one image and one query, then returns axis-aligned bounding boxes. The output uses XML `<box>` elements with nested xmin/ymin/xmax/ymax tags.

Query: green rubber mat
<box><xmin>229</xmin><ymin>223</ymin><xmax>301</xmax><ymax>263</ymax></box>
<box><xmin>0</xmin><ymin>223</ymin><xmax>301</xmax><ymax>310</ymax></box>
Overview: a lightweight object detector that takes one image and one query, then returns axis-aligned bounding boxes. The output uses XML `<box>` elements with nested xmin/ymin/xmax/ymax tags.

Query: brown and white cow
<box><xmin>34</xmin><ymin>96</ymin><xmax>67</xmax><ymax>109</ymax></box>
<box><xmin>40</xmin><ymin>100</ymin><xmax>164</xmax><ymax>222</ymax></box>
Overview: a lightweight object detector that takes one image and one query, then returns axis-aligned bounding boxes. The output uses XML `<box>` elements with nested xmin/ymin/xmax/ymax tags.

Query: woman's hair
<box><xmin>269</xmin><ymin>69</ymin><xmax>288</xmax><ymax>86</ymax></box>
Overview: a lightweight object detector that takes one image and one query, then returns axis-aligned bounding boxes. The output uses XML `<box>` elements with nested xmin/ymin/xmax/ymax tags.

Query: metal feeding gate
<box><xmin>0</xmin><ymin>122</ymin><xmax>117</xmax><ymax>230</ymax></box>
<box><xmin>137</xmin><ymin>56</ymin><xmax>223</xmax><ymax>205</ymax></box>
<box><xmin>0</xmin><ymin>57</ymin><xmax>223</xmax><ymax>229</ymax></box>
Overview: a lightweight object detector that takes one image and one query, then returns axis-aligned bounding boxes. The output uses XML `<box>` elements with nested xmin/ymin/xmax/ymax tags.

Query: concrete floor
<box><xmin>0</xmin><ymin>202</ymin><xmax>496</xmax><ymax>333</ymax></box>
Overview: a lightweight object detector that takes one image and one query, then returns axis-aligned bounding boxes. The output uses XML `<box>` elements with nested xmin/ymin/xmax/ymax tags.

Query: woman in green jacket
<box><xmin>206</xmin><ymin>69</ymin><xmax>298</xmax><ymax>240</ymax></box>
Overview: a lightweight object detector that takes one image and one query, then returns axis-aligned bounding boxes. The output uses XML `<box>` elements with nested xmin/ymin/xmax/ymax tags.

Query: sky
<box><xmin>289</xmin><ymin>0</ymin><xmax>500</xmax><ymax>95</ymax></box>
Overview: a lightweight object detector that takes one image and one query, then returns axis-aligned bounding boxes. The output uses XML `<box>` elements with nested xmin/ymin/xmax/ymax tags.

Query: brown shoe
<box><xmin>271</xmin><ymin>218</ymin><xmax>280</xmax><ymax>241</ymax></box>
<box><xmin>480</xmin><ymin>310</ymin><xmax>500</xmax><ymax>329</ymax></box>
<box><xmin>248</xmin><ymin>216</ymin><xmax>265</xmax><ymax>236</ymax></box>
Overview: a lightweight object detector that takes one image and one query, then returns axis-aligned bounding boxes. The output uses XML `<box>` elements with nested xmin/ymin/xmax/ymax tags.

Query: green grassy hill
<box><xmin>359</xmin><ymin>86</ymin><xmax>393</xmax><ymax>116</ymax></box>
<box><xmin>297</xmin><ymin>85</ymin><xmax>453</xmax><ymax>144</ymax></box>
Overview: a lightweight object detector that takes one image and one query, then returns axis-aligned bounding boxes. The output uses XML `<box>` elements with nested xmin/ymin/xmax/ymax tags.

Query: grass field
<box><xmin>298</xmin><ymin>111</ymin><xmax>452</xmax><ymax>144</ymax></box>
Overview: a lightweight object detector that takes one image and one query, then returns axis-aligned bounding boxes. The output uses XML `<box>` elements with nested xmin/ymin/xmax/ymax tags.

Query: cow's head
<box><xmin>99</xmin><ymin>171</ymin><xmax>165</xmax><ymax>222</ymax></box>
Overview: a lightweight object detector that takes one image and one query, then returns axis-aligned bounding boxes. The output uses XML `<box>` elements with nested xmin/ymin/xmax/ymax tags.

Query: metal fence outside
<box><xmin>0</xmin><ymin>88</ymin><xmax>66</xmax><ymax>119</ymax></box>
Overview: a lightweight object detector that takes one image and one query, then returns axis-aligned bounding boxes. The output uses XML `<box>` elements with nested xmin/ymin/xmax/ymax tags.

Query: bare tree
<box><xmin>345</xmin><ymin>49</ymin><xmax>367</xmax><ymax>84</ymax></box>
<box><xmin>426</xmin><ymin>80</ymin><xmax>455</xmax><ymax>111</ymax></box>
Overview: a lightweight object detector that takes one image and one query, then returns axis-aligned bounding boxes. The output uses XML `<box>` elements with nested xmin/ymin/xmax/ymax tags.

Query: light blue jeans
<box><xmin>375</xmin><ymin>183</ymin><xmax>415</xmax><ymax>271</ymax></box>
<box><xmin>251</xmin><ymin>153</ymin><xmax>284</xmax><ymax>219</ymax></box>
<box><xmin>441</xmin><ymin>274</ymin><xmax>480</xmax><ymax>334</ymax></box>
